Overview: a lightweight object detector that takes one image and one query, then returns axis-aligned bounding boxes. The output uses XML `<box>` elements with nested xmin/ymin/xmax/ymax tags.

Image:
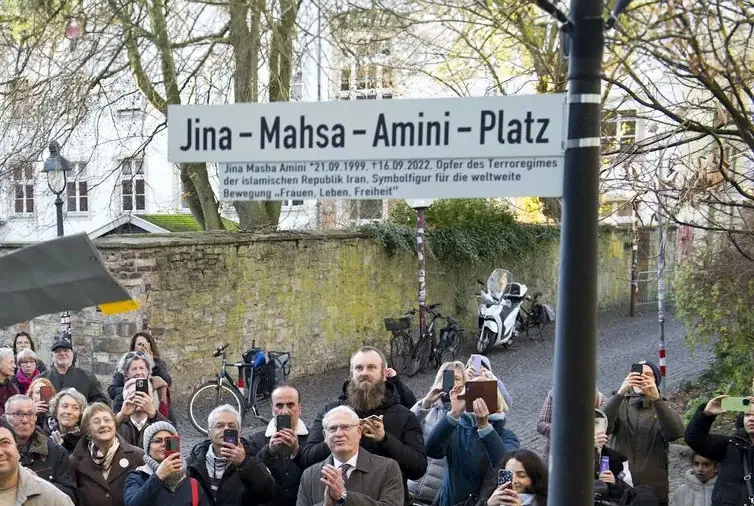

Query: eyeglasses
<box><xmin>325</xmin><ymin>424</ymin><xmax>359</xmax><ymax>434</ymax></box>
<box><xmin>7</xmin><ymin>412</ymin><xmax>35</xmax><ymax>420</ymax></box>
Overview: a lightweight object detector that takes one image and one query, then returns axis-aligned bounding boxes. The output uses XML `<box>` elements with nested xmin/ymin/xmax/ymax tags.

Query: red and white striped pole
<box><xmin>659</xmin><ymin>342</ymin><xmax>666</xmax><ymax>378</ymax></box>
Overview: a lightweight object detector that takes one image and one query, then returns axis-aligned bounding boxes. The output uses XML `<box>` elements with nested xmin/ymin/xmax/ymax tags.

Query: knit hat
<box><xmin>141</xmin><ymin>421</ymin><xmax>178</xmax><ymax>453</ymax></box>
<box><xmin>639</xmin><ymin>360</ymin><xmax>662</xmax><ymax>386</ymax></box>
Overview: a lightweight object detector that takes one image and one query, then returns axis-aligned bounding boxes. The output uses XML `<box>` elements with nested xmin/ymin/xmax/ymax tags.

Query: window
<box><xmin>339</xmin><ymin>39</ymin><xmax>395</xmax><ymax>100</ymax></box>
<box><xmin>602</xmin><ymin>110</ymin><xmax>637</xmax><ymax>153</ymax></box>
<box><xmin>65</xmin><ymin>161</ymin><xmax>89</xmax><ymax>212</ymax></box>
<box><xmin>340</xmin><ymin>69</ymin><xmax>351</xmax><ymax>91</ymax></box>
<box><xmin>120</xmin><ymin>158</ymin><xmax>145</xmax><ymax>211</ymax></box>
<box><xmin>284</xmin><ymin>200</ymin><xmax>304</xmax><ymax>207</ymax></box>
<box><xmin>12</xmin><ymin>163</ymin><xmax>34</xmax><ymax>214</ymax></box>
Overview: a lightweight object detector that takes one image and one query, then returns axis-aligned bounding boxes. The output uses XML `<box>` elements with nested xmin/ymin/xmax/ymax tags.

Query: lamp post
<box><xmin>42</xmin><ymin>141</ymin><xmax>73</xmax><ymax>340</ymax></box>
<box><xmin>406</xmin><ymin>199</ymin><xmax>434</xmax><ymax>338</ymax></box>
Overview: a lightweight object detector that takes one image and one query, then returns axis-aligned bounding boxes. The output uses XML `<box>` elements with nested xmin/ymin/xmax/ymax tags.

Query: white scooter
<box><xmin>476</xmin><ymin>269</ymin><xmax>528</xmax><ymax>354</ymax></box>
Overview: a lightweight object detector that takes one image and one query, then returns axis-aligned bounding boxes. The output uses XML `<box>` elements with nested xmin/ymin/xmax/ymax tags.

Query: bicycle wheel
<box><xmin>188</xmin><ymin>381</ymin><xmax>244</xmax><ymax>435</ymax></box>
<box><xmin>250</xmin><ymin>375</ymin><xmax>272</xmax><ymax>425</ymax></box>
<box><xmin>438</xmin><ymin>328</ymin><xmax>461</xmax><ymax>364</ymax></box>
<box><xmin>390</xmin><ymin>332</ymin><xmax>413</xmax><ymax>376</ymax></box>
<box><xmin>410</xmin><ymin>336</ymin><xmax>431</xmax><ymax>376</ymax></box>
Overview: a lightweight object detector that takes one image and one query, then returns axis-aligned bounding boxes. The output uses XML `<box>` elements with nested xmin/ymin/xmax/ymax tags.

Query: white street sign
<box><xmin>167</xmin><ymin>95</ymin><xmax>567</xmax><ymax>200</ymax></box>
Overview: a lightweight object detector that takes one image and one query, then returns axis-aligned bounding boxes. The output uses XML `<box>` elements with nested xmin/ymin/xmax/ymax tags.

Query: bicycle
<box><xmin>517</xmin><ymin>292</ymin><xmax>555</xmax><ymax>340</ymax></box>
<box><xmin>386</xmin><ymin>303</ymin><xmax>463</xmax><ymax>377</ymax></box>
<box><xmin>187</xmin><ymin>341</ymin><xmax>291</xmax><ymax>435</ymax></box>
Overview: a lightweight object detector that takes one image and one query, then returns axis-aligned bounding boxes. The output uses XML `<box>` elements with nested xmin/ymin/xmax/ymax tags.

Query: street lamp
<box><xmin>406</xmin><ymin>199</ymin><xmax>435</xmax><ymax>338</ymax></box>
<box><xmin>42</xmin><ymin>141</ymin><xmax>74</xmax><ymax>341</ymax></box>
<box><xmin>42</xmin><ymin>141</ymin><xmax>72</xmax><ymax>238</ymax></box>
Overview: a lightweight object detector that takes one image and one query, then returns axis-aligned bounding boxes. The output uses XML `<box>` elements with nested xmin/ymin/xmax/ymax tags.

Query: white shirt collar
<box><xmin>264</xmin><ymin>418</ymin><xmax>310</xmax><ymax>438</ymax></box>
<box><xmin>332</xmin><ymin>452</ymin><xmax>359</xmax><ymax>478</ymax></box>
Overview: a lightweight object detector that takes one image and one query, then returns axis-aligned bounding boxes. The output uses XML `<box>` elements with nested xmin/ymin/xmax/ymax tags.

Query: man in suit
<box><xmin>297</xmin><ymin>405</ymin><xmax>403</xmax><ymax>506</ymax></box>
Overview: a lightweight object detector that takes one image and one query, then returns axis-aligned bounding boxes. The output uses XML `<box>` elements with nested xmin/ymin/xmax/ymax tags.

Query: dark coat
<box><xmin>299</xmin><ymin>381</ymin><xmax>427</xmax><ymax>506</ymax></box>
<box><xmin>685</xmin><ymin>404</ymin><xmax>754</xmax><ymax>506</ymax></box>
<box><xmin>0</xmin><ymin>378</ymin><xmax>19</xmax><ymax>417</ymax></box>
<box><xmin>124</xmin><ymin>469</ymin><xmax>212</xmax><ymax>506</ymax></box>
<box><xmin>71</xmin><ymin>435</ymin><xmax>145</xmax><ymax>506</ymax></box>
<box><xmin>185</xmin><ymin>438</ymin><xmax>277</xmax><ymax>506</ymax></box>
<box><xmin>602</xmin><ymin>393</ymin><xmax>684</xmax><ymax>502</ymax></box>
<box><xmin>108</xmin><ymin>359</ymin><xmax>172</xmax><ymax>401</ymax></box>
<box><xmin>40</xmin><ymin>367</ymin><xmax>109</xmax><ymax>405</ymax></box>
<box><xmin>19</xmin><ymin>428</ymin><xmax>77</xmax><ymax>501</ymax></box>
<box><xmin>248</xmin><ymin>429</ymin><xmax>309</xmax><ymax>506</ymax></box>
<box><xmin>117</xmin><ymin>412</ymin><xmax>170</xmax><ymax>448</ymax></box>
<box><xmin>387</xmin><ymin>375</ymin><xmax>418</xmax><ymax>409</ymax></box>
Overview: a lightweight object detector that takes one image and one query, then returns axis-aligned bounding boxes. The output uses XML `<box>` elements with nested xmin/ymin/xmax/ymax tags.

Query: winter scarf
<box><xmin>205</xmin><ymin>444</ymin><xmax>229</xmax><ymax>496</ymax></box>
<box><xmin>15</xmin><ymin>368</ymin><xmax>39</xmax><ymax>394</ymax></box>
<box><xmin>89</xmin><ymin>438</ymin><xmax>120</xmax><ymax>479</ymax></box>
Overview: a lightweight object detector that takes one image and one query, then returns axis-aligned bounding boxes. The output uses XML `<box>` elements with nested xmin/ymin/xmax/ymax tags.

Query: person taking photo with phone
<box><xmin>407</xmin><ymin>360</ymin><xmax>466</xmax><ymax>505</ymax></box>
<box><xmin>124</xmin><ymin>421</ymin><xmax>211</xmax><ymax>506</ymax></box>
<box><xmin>185</xmin><ymin>404</ymin><xmax>275</xmax><ymax>506</ymax></box>
<box><xmin>425</xmin><ymin>371</ymin><xmax>519</xmax><ymax>506</ymax></box>
<box><xmin>602</xmin><ymin>360</ymin><xmax>684</xmax><ymax>505</ymax></box>
<box><xmin>684</xmin><ymin>394</ymin><xmax>754</xmax><ymax>506</ymax></box>
<box><xmin>476</xmin><ymin>449</ymin><xmax>548</xmax><ymax>506</ymax></box>
<box><xmin>115</xmin><ymin>377</ymin><xmax>170</xmax><ymax>447</ymax></box>
<box><xmin>249</xmin><ymin>385</ymin><xmax>310</xmax><ymax>506</ymax></box>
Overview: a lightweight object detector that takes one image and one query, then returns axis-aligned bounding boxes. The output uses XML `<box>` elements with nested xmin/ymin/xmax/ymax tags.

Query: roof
<box><xmin>137</xmin><ymin>214</ymin><xmax>240</xmax><ymax>232</ymax></box>
<box><xmin>88</xmin><ymin>213</ymin><xmax>239</xmax><ymax>239</ymax></box>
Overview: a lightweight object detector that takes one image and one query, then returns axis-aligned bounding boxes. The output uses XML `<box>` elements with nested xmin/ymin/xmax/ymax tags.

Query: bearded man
<box><xmin>299</xmin><ymin>346</ymin><xmax>427</xmax><ymax>506</ymax></box>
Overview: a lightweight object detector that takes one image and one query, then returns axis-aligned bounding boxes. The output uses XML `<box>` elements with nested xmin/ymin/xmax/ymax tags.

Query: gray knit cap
<box><xmin>142</xmin><ymin>421</ymin><xmax>178</xmax><ymax>453</ymax></box>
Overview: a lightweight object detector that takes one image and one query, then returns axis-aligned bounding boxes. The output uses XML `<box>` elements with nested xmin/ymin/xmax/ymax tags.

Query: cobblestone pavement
<box><xmin>176</xmin><ymin>309</ymin><xmax>713</xmax><ymax>466</ymax></box>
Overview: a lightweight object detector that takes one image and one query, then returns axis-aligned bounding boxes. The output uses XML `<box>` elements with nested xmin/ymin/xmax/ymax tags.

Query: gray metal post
<box><xmin>54</xmin><ymin>195</ymin><xmax>64</xmax><ymax>237</ymax></box>
<box><xmin>549</xmin><ymin>0</ymin><xmax>604</xmax><ymax>503</ymax></box>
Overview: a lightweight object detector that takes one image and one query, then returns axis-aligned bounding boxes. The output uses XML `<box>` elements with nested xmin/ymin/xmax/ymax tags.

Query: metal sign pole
<box><xmin>548</xmin><ymin>0</ymin><xmax>604</xmax><ymax>503</ymax></box>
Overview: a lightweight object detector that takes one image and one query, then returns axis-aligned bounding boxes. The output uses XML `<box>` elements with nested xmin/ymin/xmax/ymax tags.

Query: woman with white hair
<box><xmin>113</xmin><ymin>351</ymin><xmax>169</xmax><ymax>418</ymax></box>
<box><xmin>46</xmin><ymin>387</ymin><xmax>88</xmax><ymax>453</ymax></box>
<box><xmin>0</xmin><ymin>347</ymin><xmax>20</xmax><ymax>416</ymax></box>
<box><xmin>185</xmin><ymin>404</ymin><xmax>276</xmax><ymax>506</ymax></box>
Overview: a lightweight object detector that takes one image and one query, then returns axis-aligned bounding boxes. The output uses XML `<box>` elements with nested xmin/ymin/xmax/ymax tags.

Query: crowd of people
<box><xmin>0</xmin><ymin>330</ymin><xmax>747</xmax><ymax>506</ymax></box>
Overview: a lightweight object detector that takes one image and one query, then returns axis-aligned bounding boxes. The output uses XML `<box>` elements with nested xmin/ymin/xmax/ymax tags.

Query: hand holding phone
<box><xmin>164</xmin><ymin>435</ymin><xmax>180</xmax><ymax>455</ymax></box>
<box><xmin>135</xmin><ymin>379</ymin><xmax>149</xmax><ymax>394</ymax></box>
<box><xmin>276</xmin><ymin>414</ymin><xmax>292</xmax><ymax>431</ymax></box>
<box><xmin>223</xmin><ymin>429</ymin><xmax>239</xmax><ymax>446</ymax></box>
<box><xmin>40</xmin><ymin>386</ymin><xmax>54</xmax><ymax>403</ymax></box>
<box><xmin>442</xmin><ymin>369</ymin><xmax>455</xmax><ymax>393</ymax></box>
<box><xmin>497</xmin><ymin>469</ymin><xmax>513</xmax><ymax>487</ymax></box>
<box><xmin>631</xmin><ymin>363</ymin><xmax>644</xmax><ymax>375</ymax></box>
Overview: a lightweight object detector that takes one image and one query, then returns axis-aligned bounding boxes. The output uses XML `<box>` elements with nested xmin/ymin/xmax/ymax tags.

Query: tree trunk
<box><xmin>179</xmin><ymin>169</ymin><xmax>206</xmax><ymax>229</ymax></box>
<box><xmin>182</xmin><ymin>163</ymin><xmax>224</xmax><ymax>230</ymax></box>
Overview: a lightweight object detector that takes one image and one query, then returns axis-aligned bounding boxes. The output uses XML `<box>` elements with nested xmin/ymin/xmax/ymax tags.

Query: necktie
<box><xmin>339</xmin><ymin>463</ymin><xmax>352</xmax><ymax>483</ymax></box>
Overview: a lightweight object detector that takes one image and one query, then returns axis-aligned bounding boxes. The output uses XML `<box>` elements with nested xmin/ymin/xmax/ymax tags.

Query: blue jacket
<box><xmin>124</xmin><ymin>469</ymin><xmax>212</xmax><ymax>506</ymax></box>
<box><xmin>426</xmin><ymin>412</ymin><xmax>519</xmax><ymax>506</ymax></box>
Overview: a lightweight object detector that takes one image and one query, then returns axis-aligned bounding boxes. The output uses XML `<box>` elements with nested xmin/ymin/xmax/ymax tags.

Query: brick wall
<box><xmin>1</xmin><ymin>229</ymin><xmax>633</xmax><ymax>401</ymax></box>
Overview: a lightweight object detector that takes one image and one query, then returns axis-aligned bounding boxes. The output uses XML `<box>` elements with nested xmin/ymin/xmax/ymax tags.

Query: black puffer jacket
<box><xmin>299</xmin><ymin>381</ymin><xmax>427</xmax><ymax>506</ymax></box>
<box><xmin>185</xmin><ymin>438</ymin><xmax>276</xmax><ymax>506</ymax></box>
<box><xmin>685</xmin><ymin>404</ymin><xmax>754</xmax><ymax>506</ymax></box>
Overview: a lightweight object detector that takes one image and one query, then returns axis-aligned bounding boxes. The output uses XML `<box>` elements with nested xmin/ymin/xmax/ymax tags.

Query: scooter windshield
<box><xmin>487</xmin><ymin>269</ymin><xmax>512</xmax><ymax>299</ymax></box>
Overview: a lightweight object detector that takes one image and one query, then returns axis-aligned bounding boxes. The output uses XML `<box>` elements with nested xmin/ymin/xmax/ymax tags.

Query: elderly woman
<box><xmin>112</xmin><ymin>350</ymin><xmax>169</xmax><ymax>419</ymax></box>
<box><xmin>124</xmin><ymin>421</ymin><xmax>211</xmax><ymax>505</ymax></box>
<box><xmin>115</xmin><ymin>376</ymin><xmax>170</xmax><ymax>447</ymax></box>
<box><xmin>72</xmin><ymin>402</ymin><xmax>144</xmax><ymax>506</ymax></box>
<box><xmin>14</xmin><ymin>348</ymin><xmax>41</xmax><ymax>394</ymax></box>
<box><xmin>46</xmin><ymin>387</ymin><xmax>88</xmax><ymax>453</ymax></box>
<box><xmin>109</xmin><ymin>333</ymin><xmax>171</xmax><ymax>411</ymax></box>
<box><xmin>28</xmin><ymin>377</ymin><xmax>57</xmax><ymax>431</ymax></box>
<box><xmin>13</xmin><ymin>331</ymin><xmax>47</xmax><ymax>373</ymax></box>
<box><xmin>408</xmin><ymin>360</ymin><xmax>466</xmax><ymax>505</ymax></box>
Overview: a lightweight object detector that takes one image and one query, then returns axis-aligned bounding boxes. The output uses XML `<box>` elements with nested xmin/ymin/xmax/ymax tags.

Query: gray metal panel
<box><xmin>0</xmin><ymin>233</ymin><xmax>132</xmax><ymax>327</ymax></box>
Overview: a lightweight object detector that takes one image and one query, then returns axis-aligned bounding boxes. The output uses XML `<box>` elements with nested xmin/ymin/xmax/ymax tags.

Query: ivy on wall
<box><xmin>359</xmin><ymin>199</ymin><xmax>560</xmax><ymax>265</ymax></box>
